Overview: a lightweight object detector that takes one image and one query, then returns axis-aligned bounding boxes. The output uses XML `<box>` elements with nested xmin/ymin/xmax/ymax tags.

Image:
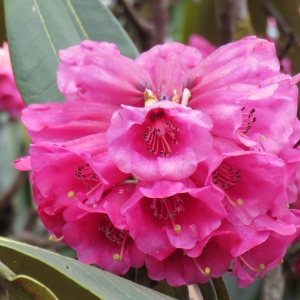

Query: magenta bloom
<box><xmin>58</xmin><ymin>37</ymin><xmax>300</xmax><ymax>158</ymax></box>
<box><xmin>223</xmin><ymin>211</ymin><xmax>300</xmax><ymax>287</ymax></box>
<box><xmin>185</xmin><ymin>39</ymin><xmax>299</xmax><ymax>154</ymax></box>
<box><xmin>63</xmin><ymin>184</ymin><xmax>145</xmax><ymax>275</ymax></box>
<box><xmin>21</xmin><ymin>101</ymin><xmax>118</xmax><ymax>143</ymax></box>
<box><xmin>107</xmin><ymin>101</ymin><xmax>213</xmax><ymax>181</ymax></box>
<box><xmin>122</xmin><ymin>179</ymin><xmax>226</xmax><ymax>260</ymax></box>
<box><xmin>0</xmin><ymin>42</ymin><xmax>25</xmax><ymax>118</ymax></box>
<box><xmin>15</xmin><ymin>134</ymin><xmax>128</xmax><ymax>213</ymax></box>
<box><xmin>14</xmin><ymin>35</ymin><xmax>300</xmax><ymax>288</ymax></box>
<box><xmin>146</xmin><ymin>233</ymin><xmax>232</xmax><ymax>286</ymax></box>
<box><xmin>209</xmin><ymin>151</ymin><xmax>286</xmax><ymax>225</ymax></box>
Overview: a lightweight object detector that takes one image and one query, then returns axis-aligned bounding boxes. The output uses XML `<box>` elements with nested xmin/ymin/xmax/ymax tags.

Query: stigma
<box><xmin>239</xmin><ymin>255</ymin><xmax>265</xmax><ymax>273</ymax></box>
<box><xmin>193</xmin><ymin>258</ymin><xmax>211</xmax><ymax>277</ymax></box>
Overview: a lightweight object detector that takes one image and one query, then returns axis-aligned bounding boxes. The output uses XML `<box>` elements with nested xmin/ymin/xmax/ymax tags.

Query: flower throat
<box><xmin>143</xmin><ymin>109</ymin><xmax>179</xmax><ymax>157</ymax></box>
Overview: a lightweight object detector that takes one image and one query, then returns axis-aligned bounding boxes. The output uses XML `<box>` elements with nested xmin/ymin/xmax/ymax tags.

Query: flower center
<box><xmin>99</xmin><ymin>216</ymin><xmax>128</xmax><ymax>245</ymax></box>
<box><xmin>99</xmin><ymin>216</ymin><xmax>129</xmax><ymax>262</ymax></box>
<box><xmin>238</xmin><ymin>107</ymin><xmax>256</xmax><ymax>137</ymax></box>
<box><xmin>68</xmin><ymin>163</ymin><xmax>102</xmax><ymax>206</ymax></box>
<box><xmin>76</xmin><ymin>163</ymin><xmax>101</xmax><ymax>190</ymax></box>
<box><xmin>76</xmin><ymin>163</ymin><xmax>102</xmax><ymax>196</ymax></box>
<box><xmin>212</xmin><ymin>164</ymin><xmax>241</xmax><ymax>189</ymax></box>
<box><xmin>212</xmin><ymin>164</ymin><xmax>243</xmax><ymax>206</ymax></box>
<box><xmin>150</xmin><ymin>194</ymin><xmax>184</xmax><ymax>233</ymax></box>
<box><xmin>143</xmin><ymin>109</ymin><xmax>179</xmax><ymax>157</ymax></box>
<box><xmin>151</xmin><ymin>194</ymin><xmax>184</xmax><ymax>220</ymax></box>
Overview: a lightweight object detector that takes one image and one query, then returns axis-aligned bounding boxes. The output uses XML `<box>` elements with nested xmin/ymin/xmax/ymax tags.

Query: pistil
<box><xmin>239</xmin><ymin>255</ymin><xmax>265</xmax><ymax>272</ymax></box>
<box><xmin>193</xmin><ymin>258</ymin><xmax>211</xmax><ymax>276</ymax></box>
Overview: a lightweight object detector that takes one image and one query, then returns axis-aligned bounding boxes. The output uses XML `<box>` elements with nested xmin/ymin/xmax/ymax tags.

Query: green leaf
<box><xmin>198</xmin><ymin>281</ymin><xmax>218</xmax><ymax>300</ymax></box>
<box><xmin>60</xmin><ymin>0</ymin><xmax>138</xmax><ymax>59</ymax></box>
<box><xmin>223</xmin><ymin>272</ymin><xmax>261</xmax><ymax>300</ymax></box>
<box><xmin>211</xmin><ymin>277</ymin><xmax>231</xmax><ymax>300</ymax></box>
<box><xmin>4</xmin><ymin>0</ymin><xmax>138</xmax><ymax>105</ymax></box>
<box><xmin>0</xmin><ymin>237</ymin><xmax>175</xmax><ymax>300</ymax></box>
<box><xmin>170</xmin><ymin>0</ymin><xmax>219</xmax><ymax>46</ymax></box>
<box><xmin>198</xmin><ymin>277</ymin><xmax>231</xmax><ymax>300</ymax></box>
<box><xmin>0</xmin><ymin>261</ymin><xmax>58</xmax><ymax>300</ymax></box>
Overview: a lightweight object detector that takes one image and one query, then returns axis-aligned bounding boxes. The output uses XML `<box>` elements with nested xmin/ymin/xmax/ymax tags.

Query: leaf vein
<box><xmin>33</xmin><ymin>0</ymin><xmax>59</xmax><ymax>61</ymax></box>
<box><xmin>64</xmin><ymin>0</ymin><xmax>89</xmax><ymax>39</ymax></box>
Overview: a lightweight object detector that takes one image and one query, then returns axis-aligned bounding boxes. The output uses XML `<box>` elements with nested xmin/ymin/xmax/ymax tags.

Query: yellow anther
<box><xmin>113</xmin><ymin>254</ymin><xmax>121</xmax><ymax>261</ymax></box>
<box><xmin>174</xmin><ymin>224</ymin><xmax>181</xmax><ymax>233</ymax></box>
<box><xmin>171</xmin><ymin>90</ymin><xmax>180</xmax><ymax>103</ymax></box>
<box><xmin>258</xmin><ymin>264</ymin><xmax>265</xmax><ymax>271</ymax></box>
<box><xmin>260</xmin><ymin>135</ymin><xmax>266</xmax><ymax>142</ymax></box>
<box><xmin>286</xmin><ymin>204</ymin><xmax>290</xmax><ymax>208</ymax></box>
<box><xmin>144</xmin><ymin>89</ymin><xmax>158</xmax><ymax>107</ymax></box>
<box><xmin>49</xmin><ymin>235</ymin><xmax>64</xmax><ymax>242</ymax></box>
<box><xmin>237</xmin><ymin>198</ymin><xmax>243</xmax><ymax>206</ymax></box>
<box><xmin>204</xmin><ymin>267</ymin><xmax>211</xmax><ymax>275</ymax></box>
<box><xmin>279</xmin><ymin>259</ymin><xmax>284</xmax><ymax>265</ymax></box>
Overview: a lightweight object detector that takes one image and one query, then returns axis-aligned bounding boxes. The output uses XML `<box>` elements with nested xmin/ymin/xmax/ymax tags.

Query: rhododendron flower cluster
<box><xmin>15</xmin><ymin>36</ymin><xmax>300</xmax><ymax>288</ymax></box>
<box><xmin>0</xmin><ymin>42</ymin><xmax>25</xmax><ymax>118</ymax></box>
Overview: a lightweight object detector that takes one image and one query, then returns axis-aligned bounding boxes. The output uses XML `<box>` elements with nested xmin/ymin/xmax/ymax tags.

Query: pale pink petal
<box><xmin>136</xmin><ymin>42</ymin><xmax>203</xmax><ymax>102</ymax></box>
<box><xmin>13</xmin><ymin>156</ymin><xmax>31</xmax><ymax>171</ymax></box>
<box><xmin>58</xmin><ymin>40</ymin><xmax>154</xmax><ymax>106</ymax></box>
<box><xmin>22</xmin><ymin>102</ymin><xmax>118</xmax><ymax>143</ymax></box>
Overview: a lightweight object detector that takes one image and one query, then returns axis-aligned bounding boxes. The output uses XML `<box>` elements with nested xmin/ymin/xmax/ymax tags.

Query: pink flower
<box><xmin>107</xmin><ymin>101</ymin><xmax>213</xmax><ymax>181</ymax></box>
<box><xmin>57</xmin><ymin>40</ymin><xmax>200</xmax><ymax>106</ymax></box>
<box><xmin>63</xmin><ymin>184</ymin><xmax>145</xmax><ymax>275</ymax></box>
<box><xmin>0</xmin><ymin>42</ymin><xmax>25</xmax><ymax>118</ymax></box>
<box><xmin>185</xmin><ymin>38</ymin><xmax>299</xmax><ymax>154</ymax></box>
<box><xmin>17</xmin><ymin>134</ymin><xmax>128</xmax><ymax>213</ymax></box>
<box><xmin>14</xmin><ymin>36</ymin><xmax>300</xmax><ymax>288</ymax></box>
<box><xmin>232</xmin><ymin>233</ymin><xmax>292</xmax><ymax>287</ymax></box>
<box><xmin>146</xmin><ymin>233</ymin><xmax>233</xmax><ymax>286</ymax></box>
<box><xmin>225</xmin><ymin>211</ymin><xmax>300</xmax><ymax>287</ymax></box>
<box><xmin>58</xmin><ymin>37</ymin><xmax>299</xmax><ymax>158</ymax></box>
<box><xmin>192</xmin><ymin>150</ymin><xmax>288</xmax><ymax>225</ymax></box>
<box><xmin>21</xmin><ymin>101</ymin><xmax>118</xmax><ymax>143</ymax></box>
<box><xmin>57</xmin><ymin>40</ymin><xmax>154</xmax><ymax>105</ymax></box>
<box><xmin>122</xmin><ymin>179</ymin><xmax>226</xmax><ymax>260</ymax></box>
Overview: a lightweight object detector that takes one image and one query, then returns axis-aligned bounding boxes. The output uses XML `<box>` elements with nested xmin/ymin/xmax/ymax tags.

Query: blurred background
<box><xmin>1</xmin><ymin>1</ymin><xmax>300</xmax><ymax>299</ymax></box>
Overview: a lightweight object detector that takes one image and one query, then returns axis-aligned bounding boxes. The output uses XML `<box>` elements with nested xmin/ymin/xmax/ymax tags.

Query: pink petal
<box><xmin>58</xmin><ymin>40</ymin><xmax>153</xmax><ymax>106</ymax></box>
<box><xmin>136</xmin><ymin>42</ymin><xmax>203</xmax><ymax>102</ymax></box>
